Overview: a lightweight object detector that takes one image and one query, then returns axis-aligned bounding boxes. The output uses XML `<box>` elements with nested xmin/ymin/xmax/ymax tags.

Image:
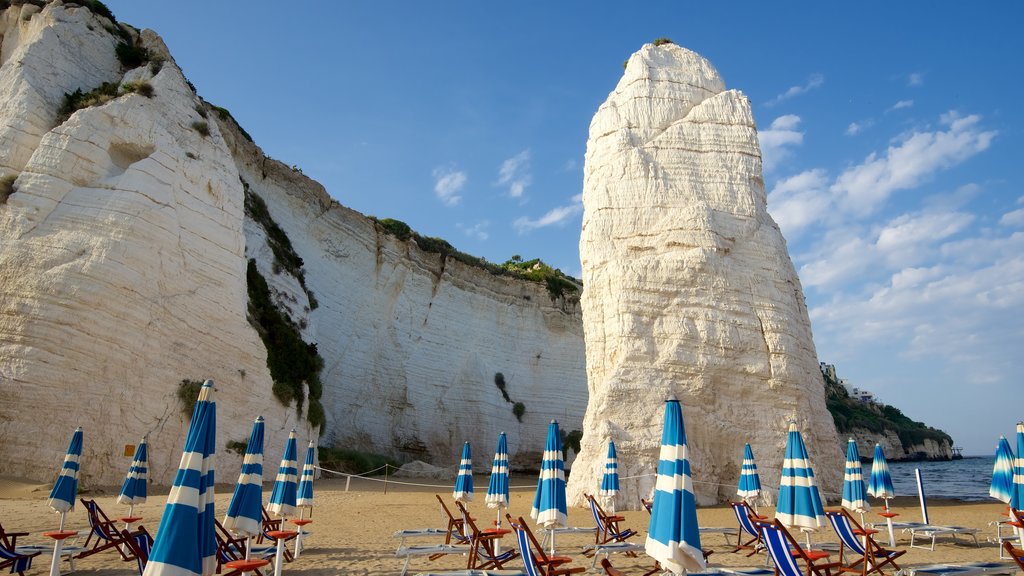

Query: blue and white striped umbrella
<box><xmin>47</xmin><ymin>427</ymin><xmax>83</xmax><ymax>517</ymax></box>
<box><xmin>485</xmin><ymin>432</ymin><xmax>510</xmax><ymax>511</ymax></box>
<box><xmin>297</xmin><ymin>441</ymin><xmax>316</xmax><ymax>509</ymax></box>
<box><xmin>223</xmin><ymin>416</ymin><xmax>265</xmax><ymax>537</ymax></box>
<box><xmin>144</xmin><ymin>379</ymin><xmax>216</xmax><ymax>576</ymax></box>
<box><xmin>531</xmin><ymin>421</ymin><xmax>567</xmax><ymax>530</ymax></box>
<box><xmin>1012</xmin><ymin>422</ymin><xmax>1024</xmax><ymax>510</ymax></box>
<box><xmin>841</xmin><ymin>439</ymin><xmax>869</xmax><ymax>516</ymax></box>
<box><xmin>990</xmin><ymin>436</ymin><xmax>1014</xmax><ymax>504</ymax></box>
<box><xmin>267</xmin><ymin>429</ymin><xmax>298</xmax><ymax>518</ymax></box>
<box><xmin>645</xmin><ymin>399</ymin><xmax>704</xmax><ymax>575</ymax></box>
<box><xmin>867</xmin><ymin>444</ymin><xmax>895</xmax><ymax>501</ymax></box>
<box><xmin>599</xmin><ymin>440</ymin><xmax>620</xmax><ymax>505</ymax></box>
<box><xmin>775</xmin><ymin>421</ymin><xmax>826</xmax><ymax>531</ymax></box>
<box><xmin>117</xmin><ymin>436</ymin><xmax>148</xmax><ymax>515</ymax></box>
<box><xmin>453</xmin><ymin>442</ymin><xmax>474</xmax><ymax>503</ymax></box>
<box><xmin>736</xmin><ymin>443</ymin><xmax>762</xmax><ymax>501</ymax></box>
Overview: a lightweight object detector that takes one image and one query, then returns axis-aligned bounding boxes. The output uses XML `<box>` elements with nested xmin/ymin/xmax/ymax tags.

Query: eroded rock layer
<box><xmin>566</xmin><ymin>43</ymin><xmax>842</xmax><ymax>507</ymax></box>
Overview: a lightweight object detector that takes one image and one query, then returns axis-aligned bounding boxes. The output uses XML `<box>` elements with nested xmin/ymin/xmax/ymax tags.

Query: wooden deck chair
<box><xmin>214</xmin><ymin>519</ymin><xmax>276</xmax><ymax>576</ymax></box>
<box><xmin>76</xmin><ymin>498</ymin><xmax>135</xmax><ymax>561</ymax></box>
<box><xmin>120</xmin><ymin>527</ymin><xmax>153</xmax><ymax>576</ymax></box>
<box><xmin>640</xmin><ymin>498</ymin><xmax>653</xmax><ymax>514</ymax></box>
<box><xmin>255</xmin><ymin>506</ymin><xmax>294</xmax><ymax>562</ymax></box>
<box><xmin>584</xmin><ymin>493</ymin><xmax>636</xmax><ymax>546</ymax></box>
<box><xmin>1004</xmin><ymin>541</ymin><xmax>1024</xmax><ymax>572</ymax></box>
<box><xmin>435</xmin><ymin>495</ymin><xmax>472</xmax><ymax>546</ymax></box>
<box><xmin>825</xmin><ymin>509</ymin><xmax>905</xmax><ymax>576</ymax></box>
<box><xmin>732</xmin><ymin>501</ymin><xmax>768</xmax><ymax>555</ymax></box>
<box><xmin>756</xmin><ymin>519</ymin><xmax>842</xmax><ymax>576</ymax></box>
<box><xmin>507</xmin><ymin>514</ymin><xmax>585</xmax><ymax>576</ymax></box>
<box><xmin>0</xmin><ymin>529</ymin><xmax>39</xmax><ymax>576</ymax></box>
<box><xmin>0</xmin><ymin>523</ymin><xmax>29</xmax><ymax>551</ymax></box>
<box><xmin>454</xmin><ymin>500</ymin><xmax>518</xmax><ymax>569</ymax></box>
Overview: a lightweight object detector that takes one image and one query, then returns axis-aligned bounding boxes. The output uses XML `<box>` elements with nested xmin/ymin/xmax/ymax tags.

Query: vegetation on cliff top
<box><xmin>823</xmin><ymin>371</ymin><xmax>953</xmax><ymax>450</ymax></box>
<box><xmin>372</xmin><ymin>217</ymin><xmax>581</xmax><ymax>302</ymax></box>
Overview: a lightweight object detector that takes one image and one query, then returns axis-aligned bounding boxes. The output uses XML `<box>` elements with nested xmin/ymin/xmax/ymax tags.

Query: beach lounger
<box><xmin>437</xmin><ymin>495</ymin><xmax>474</xmax><ymax>546</ymax></box>
<box><xmin>76</xmin><ymin>498</ymin><xmax>136</xmax><ymax>561</ymax></box>
<box><xmin>394</xmin><ymin>528</ymin><xmax>451</xmax><ymax>550</ymax></box>
<box><xmin>825</xmin><ymin>509</ymin><xmax>905</xmax><ymax>576</ymax></box>
<box><xmin>507</xmin><ymin>514</ymin><xmax>586</xmax><ymax>576</ymax></box>
<box><xmin>1002</xmin><ymin>541</ymin><xmax>1024</xmax><ymax>572</ymax></box>
<box><xmin>895</xmin><ymin>562</ymin><xmax>1016</xmax><ymax>576</ymax></box>
<box><xmin>902</xmin><ymin>524</ymin><xmax>980</xmax><ymax>551</ymax></box>
<box><xmin>757</xmin><ymin>519</ymin><xmax>842</xmax><ymax>576</ymax></box>
<box><xmin>214</xmin><ymin>519</ymin><xmax>276</xmax><ymax>576</ymax></box>
<box><xmin>396</xmin><ymin>543</ymin><xmax>473</xmax><ymax>576</ymax></box>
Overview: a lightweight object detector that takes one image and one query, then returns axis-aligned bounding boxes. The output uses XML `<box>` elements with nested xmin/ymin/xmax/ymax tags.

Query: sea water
<box><xmin>887</xmin><ymin>456</ymin><xmax>996</xmax><ymax>502</ymax></box>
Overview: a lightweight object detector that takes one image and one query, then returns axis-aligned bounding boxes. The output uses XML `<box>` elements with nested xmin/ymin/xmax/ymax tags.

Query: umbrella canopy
<box><xmin>1012</xmin><ymin>422</ymin><xmax>1024</xmax><ymax>510</ymax></box>
<box><xmin>841</xmin><ymin>439</ymin><xmax>869</xmax><ymax>514</ymax></box>
<box><xmin>296</xmin><ymin>441</ymin><xmax>316</xmax><ymax>509</ymax></box>
<box><xmin>775</xmin><ymin>421</ymin><xmax>826</xmax><ymax>530</ymax></box>
<box><xmin>736</xmin><ymin>443</ymin><xmax>762</xmax><ymax>501</ymax></box>
<box><xmin>990</xmin><ymin>436</ymin><xmax>1014</xmax><ymax>504</ymax></box>
<box><xmin>453</xmin><ymin>442</ymin><xmax>474</xmax><ymax>503</ymax></box>
<box><xmin>267</xmin><ymin>429</ymin><xmax>298</xmax><ymax>518</ymax></box>
<box><xmin>867</xmin><ymin>444</ymin><xmax>895</xmax><ymax>500</ymax></box>
<box><xmin>485</xmin><ymin>433</ymin><xmax>510</xmax><ymax>510</ymax></box>
<box><xmin>47</xmin><ymin>427</ymin><xmax>83</xmax><ymax>515</ymax></box>
<box><xmin>599</xmin><ymin>441</ymin><xmax>620</xmax><ymax>501</ymax></box>
<box><xmin>530</xmin><ymin>420</ymin><xmax>567</xmax><ymax>528</ymax></box>
<box><xmin>117</xmin><ymin>435</ymin><xmax>148</xmax><ymax>507</ymax></box>
<box><xmin>144</xmin><ymin>379</ymin><xmax>217</xmax><ymax>576</ymax></box>
<box><xmin>645</xmin><ymin>398</ymin><xmax>704</xmax><ymax>574</ymax></box>
<box><xmin>223</xmin><ymin>416</ymin><xmax>265</xmax><ymax>537</ymax></box>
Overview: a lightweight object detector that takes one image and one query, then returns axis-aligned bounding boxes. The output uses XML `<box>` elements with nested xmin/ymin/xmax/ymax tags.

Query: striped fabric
<box><xmin>867</xmin><ymin>444</ymin><xmax>895</xmax><ymax>500</ymax></box>
<box><xmin>599</xmin><ymin>441</ymin><xmax>619</xmax><ymax>501</ymax></box>
<box><xmin>775</xmin><ymin>422</ymin><xmax>825</xmax><ymax>530</ymax></box>
<box><xmin>47</xmin><ymin>427</ymin><xmax>83</xmax><ymax>514</ymax></box>
<box><xmin>117</xmin><ymin>436</ymin><xmax>149</xmax><ymax>507</ymax></box>
<box><xmin>645</xmin><ymin>399</ymin><xmax>705</xmax><ymax>574</ymax></box>
<box><xmin>760</xmin><ymin>522</ymin><xmax>806</xmax><ymax>576</ymax></box>
<box><xmin>842</xmin><ymin>439</ymin><xmax>869</xmax><ymax>514</ymax></box>
<box><xmin>485</xmin><ymin>433</ymin><xmax>509</xmax><ymax>510</ymax></box>
<box><xmin>223</xmin><ymin>416</ymin><xmax>265</xmax><ymax>537</ymax></box>
<box><xmin>267</xmin><ymin>429</ymin><xmax>298</xmax><ymax>518</ymax></box>
<box><xmin>143</xmin><ymin>379</ymin><xmax>217</xmax><ymax>576</ymax></box>
<box><xmin>825</xmin><ymin>511</ymin><xmax>867</xmax><ymax>556</ymax></box>
<box><xmin>452</xmin><ymin>442</ymin><xmax>474</xmax><ymax>503</ymax></box>
<box><xmin>1012</xmin><ymin>422</ymin><xmax>1024</xmax><ymax>510</ymax></box>
<box><xmin>296</xmin><ymin>441</ymin><xmax>316</xmax><ymax>508</ymax></box>
<box><xmin>530</xmin><ymin>421</ymin><xmax>567</xmax><ymax>529</ymax></box>
<box><xmin>737</xmin><ymin>443</ymin><xmax>762</xmax><ymax>500</ymax></box>
<box><xmin>989</xmin><ymin>436</ymin><xmax>1013</xmax><ymax>504</ymax></box>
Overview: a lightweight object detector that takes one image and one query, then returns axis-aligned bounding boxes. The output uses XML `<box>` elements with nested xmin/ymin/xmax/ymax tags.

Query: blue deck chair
<box><xmin>757</xmin><ymin>520</ymin><xmax>841</xmax><ymax>576</ymax></box>
<box><xmin>825</xmin><ymin>509</ymin><xmax>905</xmax><ymax>576</ymax></box>
<box><xmin>454</xmin><ymin>500</ymin><xmax>518</xmax><ymax>570</ymax></box>
<box><xmin>507</xmin><ymin>514</ymin><xmax>585</xmax><ymax>576</ymax></box>
<box><xmin>119</xmin><ymin>527</ymin><xmax>153</xmax><ymax>576</ymax></box>
<box><xmin>76</xmin><ymin>498</ymin><xmax>135</xmax><ymax>561</ymax></box>
<box><xmin>585</xmin><ymin>493</ymin><xmax>636</xmax><ymax>545</ymax></box>
<box><xmin>0</xmin><ymin>535</ymin><xmax>39</xmax><ymax>576</ymax></box>
<box><xmin>214</xmin><ymin>519</ymin><xmax>276</xmax><ymax>576</ymax></box>
<box><xmin>731</xmin><ymin>501</ymin><xmax>767</xmax><ymax>556</ymax></box>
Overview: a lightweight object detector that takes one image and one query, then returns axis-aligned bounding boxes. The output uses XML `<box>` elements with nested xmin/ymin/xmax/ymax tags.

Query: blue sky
<box><xmin>105</xmin><ymin>1</ymin><xmax>1022</xmax><ymax>456</ymax></box>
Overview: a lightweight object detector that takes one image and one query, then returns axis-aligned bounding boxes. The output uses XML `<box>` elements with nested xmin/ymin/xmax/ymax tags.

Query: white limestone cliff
<box><xmin>566</xmin><ymin>43</ymin><xmax>844</xmax><ymax>507</ymax></box>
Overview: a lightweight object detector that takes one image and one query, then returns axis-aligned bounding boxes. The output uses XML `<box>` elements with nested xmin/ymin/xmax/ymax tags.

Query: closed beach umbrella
<box><xmin>293</xmin><ymin>441</ymin><xmax>316</xmax><ymax>557</ymax></box>
<box><xmin>485</xmin><ymin>433</ymin><xmax>510</xmax><ymax>520</ymax></box>
<box><xmin>1013</xmin><ymin>422</ymin><xmax>1024</xmax><ymax>511</ymax></box>
<box><xmin>841</xmin><ymin>439</ymin><xmax>870</xmax><ymax>521</ymax></box>
<box><xmin>267</xmin><ymin>429</ymin><xmax>298</xmax><ymax>518</ymax></box>
<box><xmin>867</xmin><ymin>443</ymin><xmax>896</xmax><ymax>546</ymax></box>
<box><xmin>453</xmin><ymin>441</ymin><xmax>474</xmax><ymax>503</ymax></box>
<box><xmin>645</xmin><ymin>398</ymin><xmax>704</xmax><ymax>575</ymax></box>
<box><xmin>990</xmin><ymin>436</ymin><xmax>1014</xmax><ymax>504</ymax></box>
<box><xmin>223</xmin><ymin>416</ymin><xmax>265</xmax><ymax>538</ymax></box>
<box><xmin>46</xmin><ymin>427</ymin><xmax>83</xmax><ymax>576</ymax></box>
<box><xmin>144</xmin><ymin>379</ymin><xmax>217</xmax><ymax>576</ymax></box>
<box><xmin>775</xmin><ymin>421</ymin><xmax>826</xmax><ymax>537</ymax></box>
<box><xmin>736</xmin><ymin>443</ymin><xmax>762</xmax><ymax>511</ymax></box>
<box><xmin>117</xmin><ymin>435</ymin><xmax>149</xmax><ymax>519</ymax></box>
<box><xmin>531</xmin><ymin>420</ymin><xmax>567</xmax><ymax>553</ymax></box>
<box><xmin>599</xmin><ymin>440</ymin><xmax>620</xmax><ymax>513</ymax></box>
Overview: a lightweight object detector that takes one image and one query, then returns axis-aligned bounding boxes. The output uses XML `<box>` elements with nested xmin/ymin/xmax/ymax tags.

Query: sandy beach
<box><xmin>1</xmin><ymin>473</ymin><xmax>1020</xmax><ymax>576</ymax></box>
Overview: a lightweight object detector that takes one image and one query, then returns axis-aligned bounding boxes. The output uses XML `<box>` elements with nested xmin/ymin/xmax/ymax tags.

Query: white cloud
<box><xmin>831</xmin><ymin>112</ymin><xmax>997</xmax><ymax>216</ymax></box>
<box><xmin>432</xmin><ymin>166</ymin><xmax>466</xmax><ymax>206</ymax></box>
<box><xmin>562</xmin><ymin>159</ymin><xmax>578</xmax><ymax>172</ymax></box>
<box><xmin>457</xmin><ymin>220</ymin><xmax>490</xmax><ymax>241</ymax></box>
<box><xmin>908</xmin><ymin>72</ymin><xmax>924</xmax><ymax>87</ymax></box>
<box><xmin>766</xmin><ymin>169</ymin><xmax>831</xmax><ymax>238</ymax></box>
<box><xmin>759</xmin><ymin>114</ymin><xmax>804</xmax><ymax>172</ymax></box>
<box><xmin>765</xmin><ymin>73</ymin><xmax>824</xmax><ymax>107</ymax></box>
<box><xmin>875</xmin><ymin>210</ymin><xmax>975</xmax><ymax>268</ymax></box>
<box><xmin>497</xmin><ymin>150</ymin><xmax>532</xmax><ymax>198</ymax></box>
<box><xmin>798</xmin><ymin>232</ymin><xmax>876</xmax><ymax>289</ymax></box>
<box><xmin>846</xmin><ymin>122</ymin><xmax>864</xmax><ymax>136</ymax></box>
<box><xmin>513</xmin><ymin>194</ymin><xmax>583</xmax><ymax>233</ymax></box>
<box><xmin>888</xmin><ymin>99</ymin><xmax>914</xmax><ymax>112</ymax></box>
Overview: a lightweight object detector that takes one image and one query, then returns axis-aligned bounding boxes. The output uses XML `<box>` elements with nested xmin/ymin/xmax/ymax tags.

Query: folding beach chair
<box><xmin>898</xmin><ymin>562</ymin><xmax>1017</xmax><ymax>576</ymax></box>
<box><xmin>0</xmin><ymin>523</ymin><xmax>28</xmax><ymax>550</ymax></box>
<box><xmin>757</xmin><ymin>519</ymin><xmax>842</xmax><ymax>576</ymax></box>
<box><xmin>507</xmin><ymin>514</ymin><xmax>586</xmax><ymax>576</ymax></box>
<box><xmin>731</xmin><ymin>501</ymin><xmax>767</xmax><ymax>556</ymax></box>
<box><xmin>1003</xmin><ymin>541</ymin><xmax>1024</xmax><ymax>572</ymax></box>
<box><xmin>76</xmin><ymin>498</ymin><xmax>136</xmax><ymax>561</ymax></box>
<box><xmin>214</xmin><ymin>519</ymin><xmax>276</xmax><ymax>576</ymax></box>
<box><xmin>437</xmin><ymin>495</ymin><xmax>473</xmax><ymax>546</ymax></box>
<box><xmin>824</xmin><ymin>509</ymin><xmax>904</xmax><ymax>576</ymax></box>
<box><xmin>584</xmin><ymin>493</ymin><xmax>636</xmax><ymax>545</ymax></box>
<box><xmin>0</xmin><ymin>529</ymin><xmax>39</xmax><ymax>576</ymax></box>
<box><xmin>455</xmin><ymin>501</ymin><xmax>518</xmax><ymax>570</ymax></box>
<box><xmin>120</xmin><ymin>527</ymin><xmax>153</xmax><ymax>576</ymax></box>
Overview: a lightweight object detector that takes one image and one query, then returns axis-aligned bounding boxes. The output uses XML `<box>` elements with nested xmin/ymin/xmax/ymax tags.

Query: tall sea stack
<box><xmin>566</xmin><ymin>42</ymin><xmax>842</xmax><ymax>507</ymax></box>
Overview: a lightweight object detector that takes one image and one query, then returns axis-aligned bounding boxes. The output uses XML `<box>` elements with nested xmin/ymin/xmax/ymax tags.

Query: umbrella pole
<box><xmin>494</xmin><ymin>509</ymin><xmax>502</xmax><ymax>555</ymax></box>
<box><xmin>884</xmin><ymin>498</ymin><xmax>895</xmax><ymax>547</ymax></box>
<box><xmin>294</xmin><ymin>508</ymin><xmax>305</xmax><ymax>559</ymax></box>
<box><xmin>124</xmin><ymin>504</ymin><xmax>134</xmax><ymax>530</ymax></box>
<box><xmin>273</xmin><ymin>534</ymin><xmax>286</xmax><ymax>576</ymax></box>
<box><xmin>49</xmin><ymin>512</ymin><xmax>66</xmax><ymax>576</ymax></box>
<box><xmin>549</xmin><ymin>528</ymin><xmax>555</xmax><ymax>556</ymax></box>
